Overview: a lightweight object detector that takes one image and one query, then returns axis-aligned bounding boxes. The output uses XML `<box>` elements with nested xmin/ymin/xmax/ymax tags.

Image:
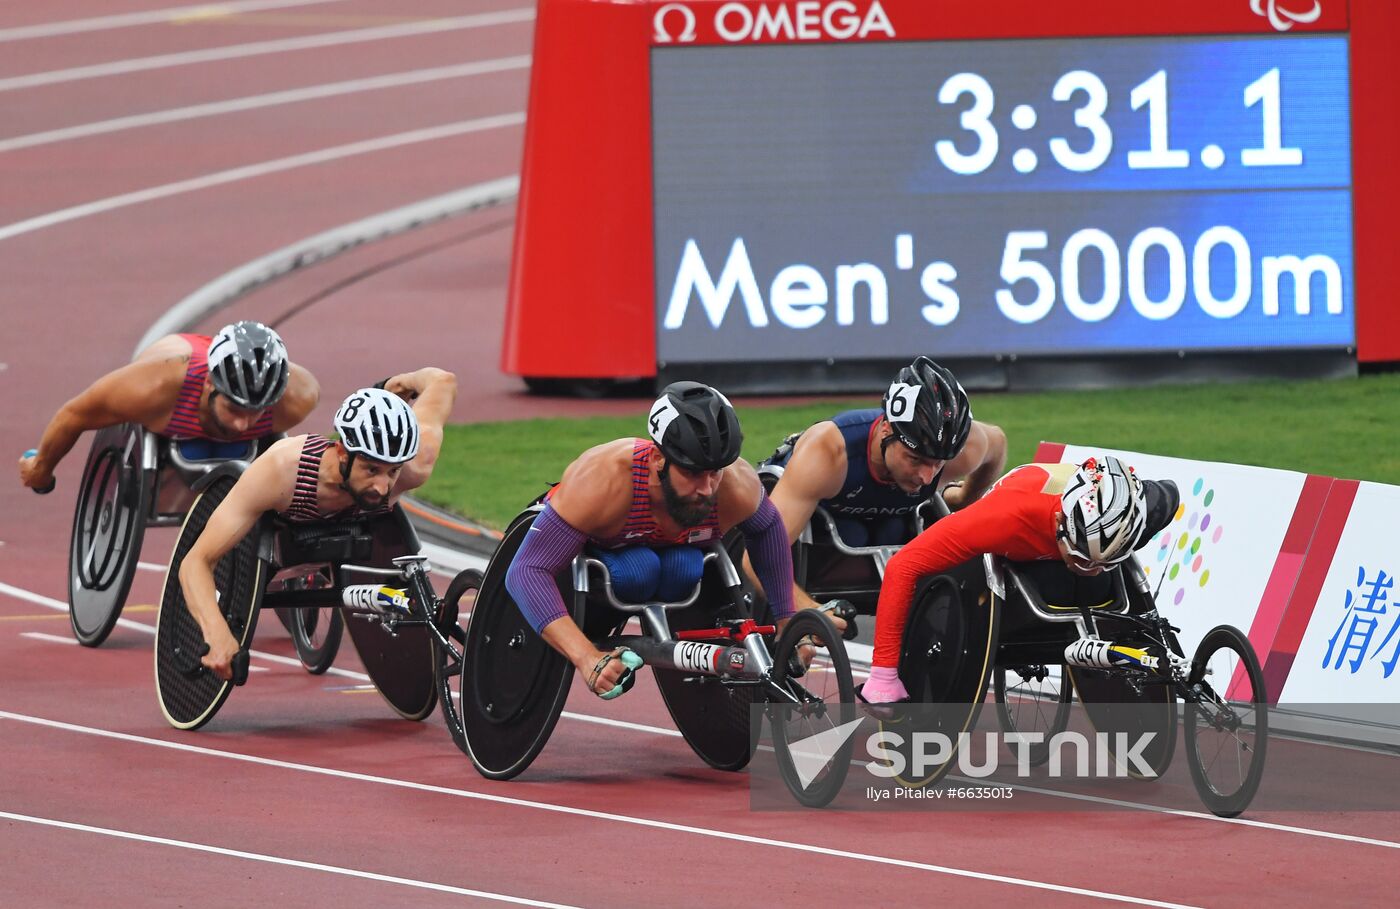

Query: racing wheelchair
<box><xmin>444</xmin><ymin>502</ymin><xmax>857</xmax><ymax>807</ymax></box>
<box><xmin>985</xmin><ymin>551</ymin><xmax>1268</xmax><ymax>817</ymax></box>
<box><xmin>61</xmin><ymin>422</ymin><xmax>287</xmax><ymax>647</ymax></box>
<box><xmin>153</xmin><ymin>466</ymin><xmax>474</xmax><ymax>737</ymax></box>
<box><xmin>757</xmin><ymin>460</ymin><xmax>1266</xmax><ymax>816</ymax></box>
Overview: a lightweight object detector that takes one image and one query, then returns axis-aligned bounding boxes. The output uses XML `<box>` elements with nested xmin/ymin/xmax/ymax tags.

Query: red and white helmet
<box><xmin>1059</xmin><ymin>456</ymin><xmax>1146</xmax><ymax>565</ymax></box>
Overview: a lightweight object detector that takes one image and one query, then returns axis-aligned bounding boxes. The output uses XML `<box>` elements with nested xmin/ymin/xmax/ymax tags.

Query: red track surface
<box><xmin>2</xmin><ymin>4</ymin><xmax>1397</xmax><ymax>906</ymax></box>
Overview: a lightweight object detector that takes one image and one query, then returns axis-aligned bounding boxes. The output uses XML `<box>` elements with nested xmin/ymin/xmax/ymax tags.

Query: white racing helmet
<box><xmin>1059</xmin><ymin>455</ymin><xmax>1146</xmax><ymax>565</ymax></box>
<box><xmin>334</xmin><ymin>388</ymin><xmax>419</xmax><ymax>464</ymax></box>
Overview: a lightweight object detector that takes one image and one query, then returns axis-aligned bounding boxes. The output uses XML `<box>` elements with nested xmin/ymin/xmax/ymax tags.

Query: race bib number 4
<box><xmin>648</xmin><ymin>396</ymin><xmax>680</xmax><ymax>442</ymax></box>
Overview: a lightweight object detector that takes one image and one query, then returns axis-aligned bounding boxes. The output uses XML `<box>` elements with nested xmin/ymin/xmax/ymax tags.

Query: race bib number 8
<box><xmin>886</xmin><ymin>383</ymin><xmax>921</xmax><ymax>423</ymax></box>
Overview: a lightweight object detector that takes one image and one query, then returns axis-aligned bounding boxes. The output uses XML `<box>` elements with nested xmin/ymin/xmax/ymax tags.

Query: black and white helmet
<box><xmin>647</xmin><ymin>381</ymin><xmax>743</xmax><ymax>472</ymax></box>
<box><xmin>207</xmin><ymin>321</ymin><xmax>289</xmax><ymax>410</ymax></box>
<box><xmin>1059</xmin><ymin>456</ymin><xmax>1147</xmax><ymax>565</ymax></box>
<box><xmin>334</xmin><ymin>388</ymin><xmax>419</xmax><ymax>464</ymax></box>
<box><xmin>883</xmin><ymin>356</ymin><xmax>971</xmax><ymax>460</ymax></box>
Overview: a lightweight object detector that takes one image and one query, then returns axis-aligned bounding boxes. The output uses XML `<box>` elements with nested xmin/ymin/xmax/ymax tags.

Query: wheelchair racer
<box><xmin>858</xmin><ymin>455</ymin><xmax>1179</xmax><ymax>705</ymax></box>
<box><xmin>19</xmin><ymin>321</ymin><xmax>319</xmax><ymax>492</ymax></box>
<box><xmin>504</xmin><ymin>382</ymin><xmax>797</xmax><ymax>699</ymax></box>
<box><xmin>750</xmin><ymin>356</ymin><xmax>1006</xmax><ymax>617</ymax></box>
<box><xmin>178</xmin><ymin>368</ymin><xmax>457</xmax><ymax>680</ymax></box>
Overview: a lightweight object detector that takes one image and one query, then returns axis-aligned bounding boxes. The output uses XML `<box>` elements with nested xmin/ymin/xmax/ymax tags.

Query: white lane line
<box><xmin>0</xmin><ymin>579</ymin><xmax>365</xmax><ymax>680</ymax></box>
<box><xmin>0</xmin><ymin>112</ymin><xmax>525</xmax><ymax>243</ymax></box>
<box><xmin>7</xmin><ymin>577</ymin><xmax>1393</xmax><ymax>851</ymax></box>
<box><xmin>0</xmin><ymin>711</ymin><xmax>1200</xmax><ymax>907</ymax></box>
<box><xmin>0</xmin><ymin>0</ymin><xmax>356</xmax><ymax>43</ymax></box>
<box><xmin>137</xmin><ymin>562</ymin><xmax>166</xmax><ymax>573</ymax></box>
<box><xmin>0</xmin><ymin>56</ymin><xmax>531</xmax><ymax>154</ymax></box>
<box><xmin>0</xmin><ymin>810</ymin><xmax>585</xmax><ymax>909</ymax></box>
<box><xmin>0</xmin><ymin>9</ymin><xmax>534</xmax><ymax>93</ymax></box>
<box><xmin>20</xmin><ymin>631</ymin><xmax>78</xmax><ymax>645</ymax></box>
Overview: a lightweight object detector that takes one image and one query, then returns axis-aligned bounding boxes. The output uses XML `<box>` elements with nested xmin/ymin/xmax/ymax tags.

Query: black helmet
<box><xmin>882</xmin><ymin>356</ymin><xmax>971</xmax><ymax>460</ymax></box>
<box><xmin>647</xmin><ymin>381</ymin><xmax>743</xmax><ymax>471</ymax></box>
<box><xmin>207</xmin><ymin>320</ymin><xmax>289</xmax><ymax>410</ymax></box>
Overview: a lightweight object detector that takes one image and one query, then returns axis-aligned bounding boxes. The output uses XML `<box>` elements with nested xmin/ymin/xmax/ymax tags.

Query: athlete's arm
<box><xmin>387</xmin><ymin>367</ymin><xmax>457</xmax><ymax>494</ymax></box>
<box><xmin>870</xmin><ymin>492</ymin><xmax>1011</xmax><ymax>669</ymax></box>
<box><xmin>178</xmin><ymin>439</ymin><xmax>299</xmax><ymax>679</ymax></box>
<box><xmin>19</xmin><ymin>358</ymin><xmax>182</xmax><ymax>490</ymax></box>
<box><xmin>766</xmin><ymin>422</ymin><xmax>846</xmax><ymax>544</ymax></box>
<box><xmin>269</xmin><ymin>363</ymin><xmax>320</xmax><ymax>433</ymax></box>
<box><xmin>739</xmin><ymin>422</ymin><xmax>845</xmax><ymax>611</ymax></box>
<box><xmin>719</xmin><ymin>459</ymin><xmax>796</xmax><ymax>624</ymax></box>
<box><xmin>940</xmin><ymin>420</ymin><xmax>1007</xmax><ymax>510</ymax></box>
<box><xmin>504</xmin><ymin>443</ymin><xmax>635</xmax><ymax>695</ymax></box>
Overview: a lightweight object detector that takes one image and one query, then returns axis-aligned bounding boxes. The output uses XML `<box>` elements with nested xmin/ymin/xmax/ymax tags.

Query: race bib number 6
<box><xmin>886</xmin><ymin>383</ymin><xmax>920</xmax><ymax>423</ymax></box>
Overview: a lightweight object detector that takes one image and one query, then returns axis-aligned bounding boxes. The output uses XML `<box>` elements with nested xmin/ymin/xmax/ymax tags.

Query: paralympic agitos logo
<box><xmin>1250</xmin><ymin>0</ymin><xmax>1322</xmax><ymax>32</ymax></box>
<box><xmin>653</xmin><ymin>1</ymin><xmax>895</xmax><ymax>44</ymax></box>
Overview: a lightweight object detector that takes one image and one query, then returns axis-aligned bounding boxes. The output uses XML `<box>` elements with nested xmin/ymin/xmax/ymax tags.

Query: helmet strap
<box><xmin>338</xmin><ymin>450</ymin><xmax>355</xmax><ymax>489</ymax></box>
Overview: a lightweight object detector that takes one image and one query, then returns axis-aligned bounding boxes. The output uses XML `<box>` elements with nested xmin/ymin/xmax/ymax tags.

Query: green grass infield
<box><xmin>415</xmin><ymin>374</ymin><xmax>1399</xmax><ymax>530</ymax></box>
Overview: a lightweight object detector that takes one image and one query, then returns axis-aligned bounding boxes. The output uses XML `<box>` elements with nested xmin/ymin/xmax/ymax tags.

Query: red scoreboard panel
<box><xmin>503</xmin><ymin>0</ymin><xmax>1398</xmax><ymax>391</ymax></box>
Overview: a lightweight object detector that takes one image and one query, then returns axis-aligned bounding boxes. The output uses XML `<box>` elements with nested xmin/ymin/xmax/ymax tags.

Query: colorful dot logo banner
<box><xmin>1144</xmin><ymin>476</ymin><xmax>1222</xmax><ymax>608</ymax></box>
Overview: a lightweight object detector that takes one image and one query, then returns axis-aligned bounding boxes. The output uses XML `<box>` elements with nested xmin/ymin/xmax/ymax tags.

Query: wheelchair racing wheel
<box><xmin>436</xmin><ymin>567</ymin><xmax>482</xmax><ymax>752</ymax></box>
<box><xmin>155</xmin><ymin>474</ymin><xmax>265</xmax><ymax>730</ymax></box>
<box><xmin>880</xmin><ymin>562</ymin><xmax>998</xmax><ymax>787</ymax></box>
<box><xmin>459</xmin><ymin>510</ymin><xmax>575</xmax><ymax>779</ymax></box>
<box><xmin>289</xmin><ymin>603</ymin><xmax>344</xmax><ymax>675</ymax></box>
<box><xmin>1184</xmin><ymin>624</ymin><xmax>1268</xmax><ymax>817</ymax></box>
<box><xmin>331</xmin><ymin>505</ymin><xmax>439</xmax><ymax>720</ymax></box>
<box><xmin>69</xmin><ymin>423</ymin><xmax>152</xmax><ymax>647</ymax></box>
<box><xmin>769</xmin><ymin>609</ymin><xmax>856</xmax><ymax>808</ymax></box>
<box><xmin>652</xmin><ymin>564</ymin><xmax>764</xmax><ymax>773</ymax></box>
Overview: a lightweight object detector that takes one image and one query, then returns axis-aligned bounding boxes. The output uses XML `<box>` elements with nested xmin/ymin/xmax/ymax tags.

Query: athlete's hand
<box><xmin>940</xmin><ymin>481</ymin><xmax>969</xmax><ymax>511</ymax></box>
<box><xmin>201</xmin><ymin>626</ymin><xmax>242</xmax><ymax>681</ymax></box>
<box><xmin>379</xmin><ymin>375</ymin><xmax>419</xmax><ymax>405</ymax></box>
<box><xmin>19</xmin><ymin>451</ymin><xmax>54</xmax><ymax>493</ymax></box>
<box><xmin>581</xmin><ymin>647</ymin><xmax>633</xmax><ymax>698</ymax></box>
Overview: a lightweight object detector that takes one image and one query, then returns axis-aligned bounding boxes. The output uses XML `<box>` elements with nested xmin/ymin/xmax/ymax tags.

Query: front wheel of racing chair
<box><xmin>457</xmin><ymin>507</ymin><xmax>576</xmax><ymax>779</ymax></box>
<box><xmin>69</xmin><ymin>423</ymin><xmax>154</xmax><ymax>647</ymax></box>
<box><xmin>1184</xmin><ymin>624</ymin><xmax>1268</xmax><ymax>818</ymax></box>
<box><xmin>154</xmin><ymin>471</ymin><xmax>265</xmax><ymax>730</ymax></box>
<box><xmin>769</xmin><ymin>608</ymin><xmax>857</xmax><ymax>807</ymax></box>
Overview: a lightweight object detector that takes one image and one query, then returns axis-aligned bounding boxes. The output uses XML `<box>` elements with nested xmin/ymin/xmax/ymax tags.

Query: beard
<box><xmin>338</xmin><ymin>456</ymin><xmax>386</xmax><ymax>510</ymax></box>
<box><xmin>203</xmin><ymin>401</ymin><xmax>237</xmax><ymax>441</ymax></box>
<box><xmin>659</xmin><ymin>464</ymin><xmax>717</xmax><ymax>528</ymax></box>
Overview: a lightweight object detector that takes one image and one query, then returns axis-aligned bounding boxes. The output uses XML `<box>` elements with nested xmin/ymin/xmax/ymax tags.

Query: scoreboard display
<box><xmin>505</xmin><ymin>1</ymin><xmax>1397</xmax><ymax>390</ymax></box>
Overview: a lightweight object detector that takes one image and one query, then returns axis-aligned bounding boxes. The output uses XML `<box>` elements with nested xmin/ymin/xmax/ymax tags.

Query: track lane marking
<box><xmin>0</xmin><ymin>710</ymin><xmax>1202</xmax><ymax>907</ymax></box>
<box><xmin>0</xmin><ymin>0</ymin><xmax>355</xmax><ymax>43</ymax></box>
<box><xmin>0</xmin><ymin>9</ymin><xmax>534</xmax><ymax>92</ymax></box>
<box><xmin>0</xmin><ymin>113</ymin><xmax>525</xmax><ymax>243</ymax></box>
<box><xmin>0</xmin><ymin>57</ymin><xmax>531</xmax><ymax>154</ymax></box>
<box><xmin>5</xmin><ymin>577</ymin><xmax>1396</xmax><ymax>849</ymax></box>
<box><xmin>19</xmin><ymin>631</ymin><xmax>79</xmax><ymax>645</ymax></box>
<box><xmin>0</xmin><ymin>810</ymin><xmax>586</xmax><ymax>908</ymax></box>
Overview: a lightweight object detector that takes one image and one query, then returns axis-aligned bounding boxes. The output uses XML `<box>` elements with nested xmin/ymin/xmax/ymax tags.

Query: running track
<box><xmin>1</xmin><ymin>4</ymin><xmax>1396</xmax><ymax>906</ymax></box>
